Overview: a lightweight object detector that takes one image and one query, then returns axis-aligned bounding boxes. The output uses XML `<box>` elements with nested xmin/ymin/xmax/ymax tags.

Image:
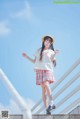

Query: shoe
<box><xmin>52</xmin><ymin>104</ymin><xmax>56</xmax><ymax>109</ymax></box>
<box><xmin>46</xmin><ymin>109</ymin><xmax>51</xmax><ymax>115</ymax></box>
<box><xmin>47</xmin><ymin>104</ymin><xmax>56</xmax><ymax>112</ymax></box>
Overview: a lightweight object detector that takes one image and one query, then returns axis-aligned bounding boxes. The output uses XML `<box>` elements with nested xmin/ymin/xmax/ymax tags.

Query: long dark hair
<box><xmin>39</xmin><ymin>37</ymin><xmax>54</xmax><ymax>61</ymax></box>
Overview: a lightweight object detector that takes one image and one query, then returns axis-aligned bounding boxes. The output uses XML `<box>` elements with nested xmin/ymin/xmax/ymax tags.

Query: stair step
<box><xmin>32</xmin><ymin>114</ymin><xmax>80</xmax><ymax>119</ymax></box>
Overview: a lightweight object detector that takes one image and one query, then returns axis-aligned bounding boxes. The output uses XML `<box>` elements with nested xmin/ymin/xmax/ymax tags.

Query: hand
<box><xmin>22</xmin><ymin>53</ymin><xmax>28</xmax><ymax>58</ymax></box>
<box><xmin>55</xmin><ymin>50</ymin><xmax>59</xmax><ymax>55</ymax></box>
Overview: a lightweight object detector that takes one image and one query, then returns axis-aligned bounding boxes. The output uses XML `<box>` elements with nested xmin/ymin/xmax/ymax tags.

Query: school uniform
<box><xmin>34</xmin><ymin>48</ymin><xmax>56</xmax><ymax>85</ymax></box>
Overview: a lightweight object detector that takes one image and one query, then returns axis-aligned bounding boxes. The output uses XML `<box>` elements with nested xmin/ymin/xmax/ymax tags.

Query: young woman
<box><xmin>22</xmin><ymin>35</ymin><xmax>59</xmax><ymax>114</ymax></box>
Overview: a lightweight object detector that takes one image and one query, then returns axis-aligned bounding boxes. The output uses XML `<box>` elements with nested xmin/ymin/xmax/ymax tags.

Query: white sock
<box><xmin>49</xmin><ymin>100</ymin><xmax>54</xmax><ymax>106</ymax></box>
<box><xmin>49</xmin><ymin>94</ymin><xmax>54</xmax><ymax>106</ymax></box>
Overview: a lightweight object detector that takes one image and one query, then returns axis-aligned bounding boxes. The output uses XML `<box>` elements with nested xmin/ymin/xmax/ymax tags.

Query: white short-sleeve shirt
<box><xmin>34</xmin><ymin>48</ymin><xmax>56</xmax><ymax>72</ymax></box>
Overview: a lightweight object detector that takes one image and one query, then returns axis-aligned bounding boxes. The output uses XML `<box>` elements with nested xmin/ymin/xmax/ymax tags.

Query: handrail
<box><xmin>60</xmin><ymin>98</ymin><xmax>80</xmax><ymax>114</ymax></box>
<box><xmin>35</xmin><ymin>72</ymin><xmax>80</xmax><ymax>114</ymax></box>
<box><xmin>31</xmin><ymin>58</ymin><xmax>80</xmax><ymax>112</ymax></box>
<box><xmin>51</xmin><ymin>83</ymin><xmax>80</xmax><ymax>113</ymax></box>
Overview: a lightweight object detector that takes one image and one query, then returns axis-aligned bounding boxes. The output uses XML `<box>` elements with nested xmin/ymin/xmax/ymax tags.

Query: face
<box><xmin>44</xmin><ymin>39</ymin><xmax>51</xmax><ymax>49</ymax></box>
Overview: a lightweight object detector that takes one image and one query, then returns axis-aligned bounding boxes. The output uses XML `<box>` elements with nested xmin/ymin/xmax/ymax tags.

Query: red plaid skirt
<box><xmin>35</xmin><ymin>69</ymin><xmax>55</xmax><ymax>85</ymax></box>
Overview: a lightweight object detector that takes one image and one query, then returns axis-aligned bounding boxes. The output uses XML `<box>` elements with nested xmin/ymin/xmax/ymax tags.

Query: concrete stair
<box><xmin>32</xmin><ymin>114</ymin><xmax>80</xmax><ymax>119</ymax></box>
<box><xmin>32</xmin><ymin>106</ymin><xmax>80</xmax><ymax>119</ymax></box>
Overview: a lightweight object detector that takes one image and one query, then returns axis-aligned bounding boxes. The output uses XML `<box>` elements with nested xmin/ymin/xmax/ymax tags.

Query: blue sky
<box><xmin>0</xmin><ymin>0</ymin><xmax>80</xmax><ymax>114</ymax></box>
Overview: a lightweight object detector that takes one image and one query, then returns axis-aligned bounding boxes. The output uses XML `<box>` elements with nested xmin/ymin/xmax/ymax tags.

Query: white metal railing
<box><xmin>60</xmin><ymin>97</ymin><xmax>80</xmax><ymax>114</ymax></box>
<box><xmin>36</xmin><ymin>72</ymin><xmax>80</xmax><ymax>114</ymax></box>
<box><xmin>0</xmin><ymin>69</ymin><xmax>32</xmax><ymax>119</ymax></box>
<box><xmin>31</xmin><ymin>58</ymin><xmax>80</xmax><ymax>114</ymax></box>
<box><xmin>54</xmin><ymin>84</ymin><xmax>80</xmax><ymax>111</ymax></box>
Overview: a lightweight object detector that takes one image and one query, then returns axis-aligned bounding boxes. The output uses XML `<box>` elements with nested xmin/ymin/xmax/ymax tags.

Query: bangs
<box><xmin>44</xmin><ymin>36</ymin><xmax>52</xmax><ymax>43</ymax></box>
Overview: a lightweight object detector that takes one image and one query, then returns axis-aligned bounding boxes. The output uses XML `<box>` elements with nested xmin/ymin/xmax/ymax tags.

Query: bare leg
<box><xmin>44</xmin><ymin>81</ymin><xmax>53</xmax><ymax>106</ymax></box>
<box><xmin>41</xmin><ymin>84</ymin><xmax>48</xmax><ymax>108</ymax></box>
<box><xmin>44</xmin><ymin>81</ymin><xmax>52</xmax><ymax>97</ymax></box>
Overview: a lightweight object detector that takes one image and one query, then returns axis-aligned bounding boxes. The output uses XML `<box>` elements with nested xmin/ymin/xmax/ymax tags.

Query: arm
<box><xmin>22</xmin><ymin>53</ymin><xmax>36</xmax><ymax>64</ymax></box>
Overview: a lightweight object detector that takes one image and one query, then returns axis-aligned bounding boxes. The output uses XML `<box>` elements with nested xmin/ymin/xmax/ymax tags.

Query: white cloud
<box><xmin>0</xmin><ymin>98</ymin><xmax>35</xmax><ymax>115</ymax></box>
<box><xmin>12</xmin><ymin>1</ymin><xmax>40</xmax><ymax>25</ymax></box>
<box><xmin>0</xmin><ymin>22</ymin><xmax>11</xmax><ymax>36</ymax></box>
<box><xmin>12</xmin><ymin>1</ymin><xmax>33</xmax><ymax>22</ymax></box>
<box><xmin>0</xmin><ymin>100</ymin><xmax>21</xmax><ymax>115</ymax></box>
